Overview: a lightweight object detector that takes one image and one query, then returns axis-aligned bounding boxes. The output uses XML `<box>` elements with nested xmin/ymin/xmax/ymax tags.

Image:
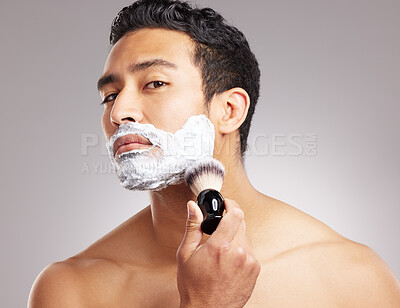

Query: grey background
<box><xmin>0</xmin><ymin>0</ymin><xmax>399</xmax><ymax>307</ymax></box>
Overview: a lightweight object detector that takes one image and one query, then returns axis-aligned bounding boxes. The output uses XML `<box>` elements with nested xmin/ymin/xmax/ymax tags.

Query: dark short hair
<box><xmin>109</xmin><ymin>0</ymin><xmax>260</xmax><ymax>160</ymax></box>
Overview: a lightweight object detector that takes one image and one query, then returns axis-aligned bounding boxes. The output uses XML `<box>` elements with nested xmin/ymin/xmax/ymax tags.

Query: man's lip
<box><xmin>113</xmin><ymin>134</ymin><xmax>152</xmax><ymax>157</ymax></box>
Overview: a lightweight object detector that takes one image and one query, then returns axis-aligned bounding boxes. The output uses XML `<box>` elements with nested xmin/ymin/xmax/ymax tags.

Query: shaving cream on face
<box><xmin>106</xmin><ymin>114</ymin><xmax>215</xmax><ymax>191</ymax></box>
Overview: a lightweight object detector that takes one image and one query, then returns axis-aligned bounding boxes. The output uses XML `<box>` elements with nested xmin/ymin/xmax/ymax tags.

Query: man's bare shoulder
<box><xmin>29</xmin><ymin>206</ymin><xmax>153</xmax><ymax>307</ymax></box>
<box><xmin>28</xmin><ymin>256</ymin><xmax>136</xmax><ymax>307</ymax></box>
<box><xmin>28</xmin><ymin>261</ymin><xmax>81</xmax><ymax>307</ymax></box>
<box><xmin>27</xmin><ymin>257</ymin><xmax>112</xmax><ymax>307</ymax></box>
<box><xmin>293</xmin><ymin>239</ymin><xmax>400</xmax><ymax>307</ymax></box>
<box><xmin>252</xmin><ymin>196</ymin><xmax>400</xmax><ymax>307</ymax></box>
<box><xmin>320</xmin><ymin>240</ymin><xmax>400</xmax><ymax>307</ymax></box>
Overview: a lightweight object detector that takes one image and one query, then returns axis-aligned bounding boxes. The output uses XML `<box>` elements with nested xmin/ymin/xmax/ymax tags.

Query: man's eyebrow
<box><xmin>128</xmin><ymin>59</ymin><xmax>178</xmax><ymax>73</ymax></box>
<box><xmin>97</xmin><ymin>59</ymin><xmax>178</xmax><ymax>92</ymax></box>
<box><xmin>97</xmin><ymin>74</ymin><xmax>119</xmax><ymax>92</ymax></box>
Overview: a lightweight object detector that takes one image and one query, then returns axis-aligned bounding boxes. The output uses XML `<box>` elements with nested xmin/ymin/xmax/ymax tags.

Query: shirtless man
<box><xmin>28</xmin><ymin>0</ymin><xmax>400</xmax><ymax>307</ymax></box>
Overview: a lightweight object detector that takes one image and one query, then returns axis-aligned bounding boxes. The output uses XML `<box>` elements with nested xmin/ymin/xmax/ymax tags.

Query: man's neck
<box><xmin>148</xmin><ymin>159</ymin><xmax>262</xmax><ymax>265</ymax></box>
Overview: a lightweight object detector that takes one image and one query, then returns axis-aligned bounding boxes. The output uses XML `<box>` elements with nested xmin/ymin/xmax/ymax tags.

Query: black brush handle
<box><xmin>196</xmin><ymin>189</ymin><xmax>225</xmax><ymax>235</ymax></box>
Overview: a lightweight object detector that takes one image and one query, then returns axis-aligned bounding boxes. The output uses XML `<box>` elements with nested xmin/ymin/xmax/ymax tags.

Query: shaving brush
<box><xmin>184</xmin><ymin>158</ymin><xmax>225</xmax><ymax>235</ymax></box>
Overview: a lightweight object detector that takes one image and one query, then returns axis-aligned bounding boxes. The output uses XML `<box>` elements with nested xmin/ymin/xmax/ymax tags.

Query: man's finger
<box><xmin>176</xmin><ymin>201</ymin><xmax>204</xmax><ymax>263</ymax></box>
<box><xmin>208</xmin><ymin>198</ymin><xmax>244</xmax><ymax>245</ymax></box>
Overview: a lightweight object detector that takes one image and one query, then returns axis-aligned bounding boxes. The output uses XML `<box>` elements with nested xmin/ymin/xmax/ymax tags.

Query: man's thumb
<box><xmin>177</xmin><ymin>200</ymin><xmax>203</xmax><ymax>263</ymax></box>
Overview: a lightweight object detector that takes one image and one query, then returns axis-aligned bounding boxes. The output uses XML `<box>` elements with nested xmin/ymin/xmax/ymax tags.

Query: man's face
<box><xmin>98</xmin><ymin>28</ymin><xmax>207</xmax><ymax>143</ymax></box>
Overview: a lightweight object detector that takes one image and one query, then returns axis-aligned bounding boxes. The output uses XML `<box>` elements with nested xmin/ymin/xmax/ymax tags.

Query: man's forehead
<box><xmin>104</xmin><ymin>28</ymin><xmax>194</xmax><ymax>69</ymax></box>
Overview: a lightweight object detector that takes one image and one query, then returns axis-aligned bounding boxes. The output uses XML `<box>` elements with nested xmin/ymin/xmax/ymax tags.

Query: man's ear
<box><xmin>216</xmin><ymin>87</ymin><xmax>250</xmax><ymax>134</ymax></box>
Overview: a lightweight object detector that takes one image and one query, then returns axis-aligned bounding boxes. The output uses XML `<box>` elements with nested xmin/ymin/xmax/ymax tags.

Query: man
<box><xmin>29</xmin><ymin>0</ymin><xmax>400</xmax><ymax>307</ymax></box>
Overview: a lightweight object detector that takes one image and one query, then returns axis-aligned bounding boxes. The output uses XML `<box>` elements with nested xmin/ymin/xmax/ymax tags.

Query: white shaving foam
<box><xmin>106</xmin><ymin>114</ymin><xmax>215</xmax><ymax>191</ymax></box>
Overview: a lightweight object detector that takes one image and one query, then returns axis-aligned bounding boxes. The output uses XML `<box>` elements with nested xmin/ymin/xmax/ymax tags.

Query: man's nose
<box><xmin>110</xmin><ymin>89</ymin><xmax>143</xmax><ymax>127</ymax></box>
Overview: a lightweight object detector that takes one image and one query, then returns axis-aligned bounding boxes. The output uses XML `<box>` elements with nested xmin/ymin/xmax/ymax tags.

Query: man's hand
<box><xmin>176</xmin><ymin>198</ymin><xmax>261</xmax><ymax>308</ymax></box>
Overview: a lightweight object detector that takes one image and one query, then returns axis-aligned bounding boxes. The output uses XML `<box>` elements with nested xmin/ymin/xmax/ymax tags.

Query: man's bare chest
<box><xmin>85</xmin><ymin>239</ymin><xmax>343</xmax><ymax>307</ymax></box>
<box><xmin>91</xmin><ymin>262</ymin><xmax>338</xmax><ymax>308</ymax></box>
<box><xmin>97</xmin><ymin>264</ymin><xmax>272</xmax><ymax>307</ymax></box>
<box><xmin>91</xmin><ymin>266</ymin><xmax>181</xmax><ymax>308</ymax></box>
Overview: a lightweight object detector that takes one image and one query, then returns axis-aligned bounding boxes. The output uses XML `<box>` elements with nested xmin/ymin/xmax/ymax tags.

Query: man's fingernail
<box><xmin>187</xmin><ymin>202</ymin><xmax>195</xmax><ymax>217</ymax></box>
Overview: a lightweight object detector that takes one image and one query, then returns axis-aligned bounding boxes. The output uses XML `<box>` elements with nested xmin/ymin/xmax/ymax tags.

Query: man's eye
<box><xmin>145</xmin><ymin>81</ymin><xmax>167</xmax><ymax>89</ymax></box>
<box><xmin>101</xmin><ymin>93</ymin><xmax>118</xmax><ymax>105</ymax></box>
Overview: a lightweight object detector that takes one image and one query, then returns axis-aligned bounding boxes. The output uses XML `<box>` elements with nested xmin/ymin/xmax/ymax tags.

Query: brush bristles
<box><xmin>184</xmin><ymin>158</ymin><xmax>225</xmax><ymax>196</ymax></box>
